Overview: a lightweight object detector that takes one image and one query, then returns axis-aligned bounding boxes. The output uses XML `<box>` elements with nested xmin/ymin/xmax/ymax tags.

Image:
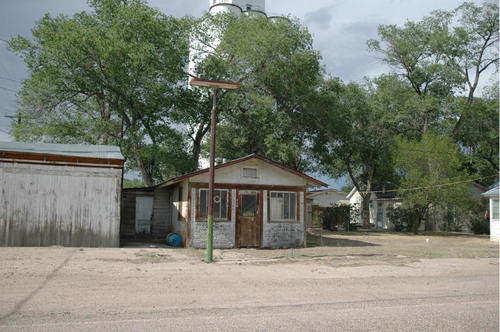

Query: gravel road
<box><xmin>0</xmin><ymin>234</ymin><xmax>498</xmax><ymax>331</ymax></box>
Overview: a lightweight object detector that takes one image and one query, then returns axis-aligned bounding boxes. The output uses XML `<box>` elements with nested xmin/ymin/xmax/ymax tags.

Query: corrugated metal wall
<box><xmin>0</xmin><ymin>162</ymin><xmax>122</xmax><ymax>247</ymax></box>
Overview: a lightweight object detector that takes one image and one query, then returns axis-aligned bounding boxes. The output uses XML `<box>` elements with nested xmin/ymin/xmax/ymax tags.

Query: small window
<box><xmin>270</xmin><ymin>191</ymin><xmax>297</xmax><ymax>221</ymax></box>
<box><xmin>242</xmin><ymin>167</ymin><xmax>258</xmax><ymax>178</ymax></box>
<box><xmin>198</xmin><ymin>189</ymin><xmax>229</xmax><ymax>221</ymax></box>
<box><xmin>241</xmin><ymin>194</ymin><xmax>257</xmax><ymax>217</ymax></box>
<box><xmin>246</xmin><ymin>4</ymin><xmax>252</xmax><ymax>10</ymax></box>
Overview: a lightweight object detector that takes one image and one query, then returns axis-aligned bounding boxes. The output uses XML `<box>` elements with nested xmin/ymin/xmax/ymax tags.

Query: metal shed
<box><xmin>0</xmin><ymin>142</ymin><xmax>124</xmax><ymax>247</ymax></box>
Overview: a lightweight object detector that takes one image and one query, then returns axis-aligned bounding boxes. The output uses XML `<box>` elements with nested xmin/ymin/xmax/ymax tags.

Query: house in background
<box><xmin>0</xmin><ymin>142</ymin><xmax>124</xmax><ymax>247</ymax></box>
<box><xmin>121</xmin><ymin>154</ymin><xmax>326</xmax><ymax>248</ymax></box>
<box><xmin>306</xmin><ymin>189</ymin><xmax>348</xmax><ymax>227</ymax></box>
<box><xmin>347</xmin><ymin>187</ymin><xmax>401</xmax><ymax>229</ymax></box>
<box><xmin>347</xmin><ymin>182</ymin><xmax>488</xmax><ymax>232</ymax></box>
<box><xmin>482</xmin><ymin>184</ymin><xmax>499</xmax><ymax>241</ymax></box>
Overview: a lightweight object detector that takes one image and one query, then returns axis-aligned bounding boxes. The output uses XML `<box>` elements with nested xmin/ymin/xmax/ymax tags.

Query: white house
<box><xmin>482</xmin><ymin>185</ymin><xmax>499</xmax><ymax>241</ymax></box>
<box><xmin>347</xmin><ymin>187</ymin><xmax>401</xmax><ymax>229</ymax></box>
<box><xmin>307</xmin><ymin>189</ymin><xmax>349</xmax><ymax>207</ymax></box>
<box><xmin>306</xmin><ymin>189</ymin><xmax>348</xmax><ymax>227</ymax></box>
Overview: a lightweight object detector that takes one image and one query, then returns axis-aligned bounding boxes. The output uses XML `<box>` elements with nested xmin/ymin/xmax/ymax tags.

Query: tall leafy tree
<box><xmin>367</xmin><ymin>17</ymin><xmax>460</xmax><ymax>135</ymax></box>
<box><xmin>394</xmin><ymin>133</ymin><xmax>470</xmax><ymax>234</ymax></box>
<box><xmin>308</xmin><ymin>78</ymin><xmax>395</xmax><ymax>226</ymax></box>
<box><xmin>443</xmin><ymin>2</ymin><xmax>499</xmax><ymax>136</ymax></box>
<box><xmin>367</xmin><ymin>1</ymin><xmax>498</xmax><ymax>137</ymax></box>
<box><xmin>456</xmin><ymin>82</ymin><xmax>499</xmax><ymax>181</ymax></box>
<box><xmin>191</xmin><ymin>14</ymin><xmax>322</xmax><ymax>171</ymax></box>
<box><xmin>9</xmin><ymin>0</ymin><xmax>194</xmax><ymax>186</ymax></box>
<box><xmin>367</xmin><ymin>1</ymin><xmax>499</xmax><ymax>185</ymax></box>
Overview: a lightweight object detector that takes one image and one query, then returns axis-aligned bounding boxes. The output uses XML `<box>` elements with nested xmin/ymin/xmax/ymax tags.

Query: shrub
<box><xmin>387</xmin><ymin>206</ymin><xmax>419</xmax><ymax>232</ymax></box>
<box><xmin>322</xmin><ymin>205</ymin><xmax>352</xmax><ymax>231</ymax></box>
<box><xmin>470</xmin><ymin>219</ymin><xmax>490</xmax><ymax>235</ymax></box>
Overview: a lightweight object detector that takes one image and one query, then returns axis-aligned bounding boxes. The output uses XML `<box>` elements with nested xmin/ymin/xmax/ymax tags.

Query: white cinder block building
<box><xmin>122</xmin><ymin>154</ymin><xmax>326</xmax><ymax>248</ymax></box>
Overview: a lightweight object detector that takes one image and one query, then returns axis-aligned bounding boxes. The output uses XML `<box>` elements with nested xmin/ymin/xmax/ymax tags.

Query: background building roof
<box><xmin>0</xmin><ymin>141</ymin><xmax>124</xmax><ymax>160</ymax></box>
<box><xmin>482</xmin><ymin>185</ymin><xmax>499</xmax><ymax>198</ymax></box>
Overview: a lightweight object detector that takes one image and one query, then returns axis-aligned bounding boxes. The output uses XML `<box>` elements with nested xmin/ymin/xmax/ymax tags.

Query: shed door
<box><xmin>135</xmin><ymin>196</ymin><xmax>153</xmax><ymax>234</ymax></box>
<box><xmin>376</xmin><ymin>202</ymin><xmax>384</xmax><ymax>228</ymax></box>
<box><xmin>237</xmin><ymin>191</ymin><xmax>261</xmax><ymax>247</ymax></box>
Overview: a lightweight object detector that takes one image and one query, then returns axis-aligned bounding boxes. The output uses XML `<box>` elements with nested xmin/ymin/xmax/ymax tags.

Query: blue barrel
<box><xmin>166</xmin><ymin>233</ymin><xmax>182</xmax><ymax>247</ymax></box>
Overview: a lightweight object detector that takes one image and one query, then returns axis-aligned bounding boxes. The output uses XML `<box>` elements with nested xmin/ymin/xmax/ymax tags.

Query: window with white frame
<box><xmin>198</xmin><ymin>189</ymin><xmax>229</xmax><ymax>221</ymax></box>
<box><xmin>270</xmin><ymin>191</ymin><xmax>297</xmax><ymax>221</ymax></box>
<box><xmin>493</xmin><ymin>199</ymin><xmax>499</xmax><ymax>220</ymax></box>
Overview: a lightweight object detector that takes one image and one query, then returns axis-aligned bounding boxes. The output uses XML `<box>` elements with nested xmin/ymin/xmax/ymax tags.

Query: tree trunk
<box><xmin>412</xmin><ymin>207</ymin><xmax>428</xmax><ymax>234</ymax></box>
<box><xmin>361</xmin><ymin>195</ymin><xmax>371</xmax><ymax>227</ymax></box>
<box><xmin>412</xmin><ymin>218</ymin><xmax>420</xmax><ymax>235</ymax></box>
<box><xmin>129</xmin><ymin>137</ymin><xmax>154</xmax><ymax>187</ymax></box>
<box><xmin>361</xmin><ymin>174</ymin><xmax>373</xmax><ymax>228</ymax></box>
<box><xmin>137</xmin><ymin>164</ymin><xmax>154</xmax><ymax>187</ymax></box>
<box><xmin>191</xmin><ymin>122</ymin><xmax>210</xmax><ymax>170</ymax></box>
<box><xmin>452</xmin><ymin>90</ymin><xmax>475</xmax><ymax>137</ymax></box>
<box><xmin>422</xmin><ymin>114</ymin><xmax>429</xmax><ymax>134</ymax></box>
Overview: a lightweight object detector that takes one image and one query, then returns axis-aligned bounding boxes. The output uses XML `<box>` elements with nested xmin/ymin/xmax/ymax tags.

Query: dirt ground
<box><xmin>0</xmin><ymin>231</ymin><xmax>498</xmax><ymax>331</ymax></box>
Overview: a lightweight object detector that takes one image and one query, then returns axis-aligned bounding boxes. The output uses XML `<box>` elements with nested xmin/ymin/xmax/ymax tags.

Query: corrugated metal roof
<box><xmin>0</xmin><ymin>141</ymin><xmax>124</xmax><ymax>160</ymax></box>
<box><xmin>483</xmin><ymin>185</ymin><xmax>499</xmax><ymax>198</ymax></box>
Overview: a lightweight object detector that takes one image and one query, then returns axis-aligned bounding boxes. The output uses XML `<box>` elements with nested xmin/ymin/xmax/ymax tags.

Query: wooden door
<box><xmin>237</xmin><ymin>191</ymin><xmax>261</xmax><ymax>247</ymax></box>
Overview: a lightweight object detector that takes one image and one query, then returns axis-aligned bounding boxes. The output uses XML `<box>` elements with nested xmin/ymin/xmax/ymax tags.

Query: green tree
<box><xmin>442</xmin><ymin>2</ymin><xmax>499</xmax><ymax>136</ymax></box>
<box><xmin>191</xmin><ymin>14</ymin><xmax>322</xmax><ymax>171</ymax></box>
<box><xmin>367</xmin><ymin>1</ymin><xmax>499</xmax><ymax>185</ymax></box>
<box><xmin>9</xmin><ymin>0</ymin><xmax>194</xmax><ymax>186</ymax></box>
<box><xmin>367</xmin><ymin>15</ymin><xmax>460</xmax><ymax>135</ymax></box>
<box><xmin>394</xmin><ymin>133</ymin><xmax>470</xmax><ymax>234</ymax></box>
<box><xmin>455</xmin><ymin>83</ymin><xmax>499</xmax><ymax>182</ymax></box>
<box><xmin>367</xmin><ymin>1</ymin><xmax>498</xmax><ymax>137</ymax></box>
<box><xmin>308</xmin><ymin>78</ymin><xmax>395</xmax><ymax>226</ymax></box>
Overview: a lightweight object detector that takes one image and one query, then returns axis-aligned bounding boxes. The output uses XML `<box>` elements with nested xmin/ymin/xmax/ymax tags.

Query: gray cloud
<box><xmin>304</xmin><ymin>5</ymin><xmax>335</xmax><ymax>29</ymax></box>
<box><xmin>314</xmin><ymin>19</ymin><xmax>386</xmax><ymax>81</ymax></box>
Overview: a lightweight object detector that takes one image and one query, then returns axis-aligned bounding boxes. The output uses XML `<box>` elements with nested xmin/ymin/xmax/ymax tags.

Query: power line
<box><xmin>0</xmin><ymin>86</ymin><xmax>17</xmax><ymax>93</ymax></box>
<box><xmin>0</xmin><ymin>75</ymin><xmax>21</xmax><ymax>84</ymax></box>
<box><xmin>363</xmin><ymin>175</ymin><xmax>497</xmax><ymax>194</ymax></box>
<box><xmin>397</xmin><ymin>148</ymin><xmax>460</xmax><ymax>155</ymax></box>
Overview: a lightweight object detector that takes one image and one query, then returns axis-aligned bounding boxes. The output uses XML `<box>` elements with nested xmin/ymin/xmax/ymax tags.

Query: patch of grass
<box><xmin>185</xmin><ymin>248</ymin><xmax>206</xmax><ymax>261</ymax></box>
<box><xmin>95</xmin><ymin>258</ymin><xmax>127</xmax><ymax>263</ymax></box>
<box><xmin>132</xmin><ymin>251</ymin><xmax>171</xmax><ymax>264</ymax></box>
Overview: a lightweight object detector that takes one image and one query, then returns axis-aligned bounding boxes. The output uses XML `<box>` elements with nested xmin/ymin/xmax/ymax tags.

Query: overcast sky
<box><xmin>0</xmin><ymin>0</ymin><xmax>488</xmax><ymax>187</ymax></box>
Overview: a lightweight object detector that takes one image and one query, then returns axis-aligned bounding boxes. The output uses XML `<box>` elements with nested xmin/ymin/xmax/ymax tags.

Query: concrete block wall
<box><xmin>262</xmin><ymin>191</ymin><xmax>305</xmax><ymax>248</ymax></box>
<box><xmin>190</xmin><ymin>188</ymin><xmax>236</xmax><ymax>248</ymax></box>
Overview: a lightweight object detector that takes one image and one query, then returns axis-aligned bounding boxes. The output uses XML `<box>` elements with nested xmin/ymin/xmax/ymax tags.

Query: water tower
<box><xmin>209</xmin><ymin>0</ymin><xmax>266</xmax><ymax>16</ymax></box>
<box><xmin>189</xmin><ymin>0</ymin><xmax>268</xmax><ymax>78</ymax></box>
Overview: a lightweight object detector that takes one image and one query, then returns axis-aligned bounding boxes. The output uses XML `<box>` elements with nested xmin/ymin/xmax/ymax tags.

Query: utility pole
<box><xmin>189</xmin><ymin>78</ymin><xmax>240</xmax><ymax>263</ymax></box>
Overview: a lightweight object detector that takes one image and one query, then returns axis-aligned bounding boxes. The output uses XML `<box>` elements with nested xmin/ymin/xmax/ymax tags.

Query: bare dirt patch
<box><xmin>0</xmin><ymin>234</ymin><xmax>497</xmax><ymax>331</ymax></box>
<box><xmin>183</xmin><ymin>230</ymin><xmax>498</xmax><ymax>267</ymax></box>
